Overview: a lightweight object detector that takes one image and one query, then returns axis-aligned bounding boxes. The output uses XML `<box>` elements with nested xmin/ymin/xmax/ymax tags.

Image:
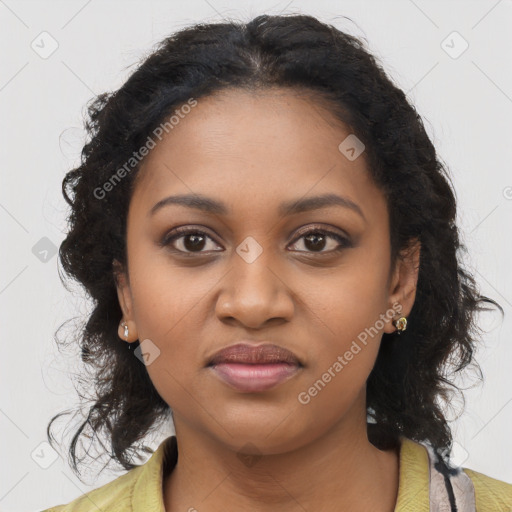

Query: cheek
<box><xmin>127</xmin><ymin>239</ymin><xmax>215</xmax><ymax>340</ymax></box>
<box><xmin>300</xmin><ymin>246</ymin><xmax>391</xmax><ymax>386</ymax></box>
<box><xmin>131</xmin><ymin>286</ymin><xmax>203</xmax><ymax>415</ymax></box>
<box><xmin>130</xmin><ymin>271</ymin><xmax>209</xmax><ymax>368</ymax></box>
<box><xmin>126</xmin><ymin>252</ymin><xmax>222</xmax><ymax>402</ymax></box>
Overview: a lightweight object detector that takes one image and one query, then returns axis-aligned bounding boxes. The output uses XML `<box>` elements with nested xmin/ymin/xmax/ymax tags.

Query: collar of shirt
<box><xmin>131</xmin><ymin>435</ymin><xmax>430</xmax><ymax>511</ymax></box>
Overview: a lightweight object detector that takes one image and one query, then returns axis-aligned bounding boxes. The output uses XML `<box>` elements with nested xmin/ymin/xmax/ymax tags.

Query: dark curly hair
<box><xmin>47</xmin><ymin>13</ymin><xmax>503</xmax><ymax>478</ymax></box>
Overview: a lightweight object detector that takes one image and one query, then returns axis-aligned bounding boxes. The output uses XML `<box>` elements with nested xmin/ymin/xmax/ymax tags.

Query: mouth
<box><xmin>206</xmin><ymin>342</ymin><xmax>303</xmax><ymax>393</ymax></box>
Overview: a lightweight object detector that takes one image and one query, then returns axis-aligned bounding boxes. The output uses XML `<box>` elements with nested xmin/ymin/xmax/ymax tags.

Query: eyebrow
<box><xmin>149</xmin><ymin>193</ymin><xmax>366</xmax><ymax>221</ymax></box>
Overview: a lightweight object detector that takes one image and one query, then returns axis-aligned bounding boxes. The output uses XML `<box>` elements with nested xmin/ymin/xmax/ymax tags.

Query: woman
<box><xmin>42</xmin><ymin>13</ymin><xmax>512</xmax><ymax>512</ymax></box>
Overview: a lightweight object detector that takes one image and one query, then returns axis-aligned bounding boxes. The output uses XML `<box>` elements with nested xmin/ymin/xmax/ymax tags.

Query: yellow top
<box><xmin>41</xmin><ymin>435</ymin><xmax>512</xmax><ymax>511</ymax></box>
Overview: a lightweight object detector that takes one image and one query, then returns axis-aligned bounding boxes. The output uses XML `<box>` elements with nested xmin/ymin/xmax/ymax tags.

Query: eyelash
<box><xmin>159</xmin><ymin>225</ymin><xmax>352</xmax><ymax>256</ymax></box>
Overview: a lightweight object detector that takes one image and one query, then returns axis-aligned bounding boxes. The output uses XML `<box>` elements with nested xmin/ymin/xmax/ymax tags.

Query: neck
<box><xmin>163</xmin><ymin>402</ymin><xmax>399</xmax><ymax>512</ymax></box>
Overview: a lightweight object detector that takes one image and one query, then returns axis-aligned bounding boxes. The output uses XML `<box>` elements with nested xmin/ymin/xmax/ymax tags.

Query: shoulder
<box><xmin>463</xmin><ymin>467</ymin><xmax>512</xmax><ymax>510</ymax></box>
<box><xmin>38</xmin><ymin>463</ymin><xmax>144</xmax><ymax>512</ymax></box>
<box><xmin>396</xmin><ymin>436</ymin><xmax>512</xmax><ymax>511</ymax></box>
<box><xmin>39</xmin><ymin>436</ymin><xmax>175</xmax><ymax>512</ymax></box>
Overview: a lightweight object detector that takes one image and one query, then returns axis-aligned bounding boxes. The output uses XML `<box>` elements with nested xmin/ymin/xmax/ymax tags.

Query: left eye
<box><xmin>160</xmin><ymin>227</ymin><xmax>351</xmax><ymax>254</ymax></box>
<box><xmin>289</xmin><ymin>229</ymin><xmax>351</xmax><ymax>253</ymax></box>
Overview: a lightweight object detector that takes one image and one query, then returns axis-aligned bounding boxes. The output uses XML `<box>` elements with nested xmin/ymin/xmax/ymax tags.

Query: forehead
<box><xmin>129</xmin><ymin>88</ymin><xmax>386</xmax><ymax>221</ymax></box>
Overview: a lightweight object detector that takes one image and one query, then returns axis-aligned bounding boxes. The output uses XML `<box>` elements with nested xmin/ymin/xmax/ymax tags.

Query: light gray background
<box><xmin>1</xmin><ymin>0</ymin><xmax>511</xmax><ymax>510</ymax></box>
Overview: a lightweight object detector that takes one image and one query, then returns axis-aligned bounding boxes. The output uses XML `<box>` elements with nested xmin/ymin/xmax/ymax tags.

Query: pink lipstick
<box><xmin>207</xmin><ymin>342</ymin><xmax>302</xmax><ymax>393</ymax></box>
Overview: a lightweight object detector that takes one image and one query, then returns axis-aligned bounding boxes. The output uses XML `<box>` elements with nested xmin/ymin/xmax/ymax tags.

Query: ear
<box><xmin>113</xmin><ymin>259</ymin><xmax>138</xmax><ymax>342</ymax></box>
<box><xmin>383</xmin><ymin>238</ymin><xmax>421</xmax><ymax>334</ymax></box>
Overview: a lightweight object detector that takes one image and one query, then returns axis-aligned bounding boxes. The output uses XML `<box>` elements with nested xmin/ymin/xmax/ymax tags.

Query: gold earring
<box><xmin>393</xmin><ymin>316</ymin><xmax>407</xmax><ymax>334</ymax></box>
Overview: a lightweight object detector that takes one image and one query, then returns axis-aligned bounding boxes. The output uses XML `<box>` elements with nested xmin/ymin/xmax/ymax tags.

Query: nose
<box><xmin>214</xmin><ymin>247</ymin><xmax>295</xmax><ymax>329</ymax></box>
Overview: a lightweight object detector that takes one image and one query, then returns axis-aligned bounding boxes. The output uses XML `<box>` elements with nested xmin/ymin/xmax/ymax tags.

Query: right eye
<box><xmin>160</xmin><ymin>227</ymin><xmax>223</xmax><ymax>254</ymax></box>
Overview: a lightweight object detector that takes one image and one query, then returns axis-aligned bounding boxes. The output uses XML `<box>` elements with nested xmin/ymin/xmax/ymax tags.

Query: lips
<box><xmin>206</xmin><ymin>342</ymin><xmax>303</xmax><ymax>393</ymax></box>
<box><xmin>207</xmin><ymin>342</ymin><xmax>302</xmax><ymax>367</ymax></box>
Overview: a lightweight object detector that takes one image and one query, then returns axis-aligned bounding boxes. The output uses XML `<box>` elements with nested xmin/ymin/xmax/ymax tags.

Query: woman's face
<box><xmin>115</xmin><ymin>88</ymin><xmax>419</xmax><ymax>454</ymax></box>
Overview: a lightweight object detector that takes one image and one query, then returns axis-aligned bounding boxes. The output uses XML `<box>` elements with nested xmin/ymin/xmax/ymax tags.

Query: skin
<box><xmin>114</xmin><ymin>87</ymin><xmax>420</xmax><ymax>512</ymax></box>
